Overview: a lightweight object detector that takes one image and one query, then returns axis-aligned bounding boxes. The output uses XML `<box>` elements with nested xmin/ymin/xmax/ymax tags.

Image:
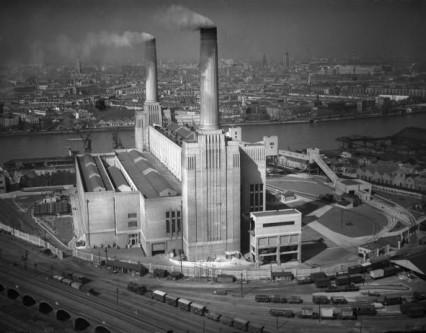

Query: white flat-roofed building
<box><xmin>250</xmin><ymin>209</ymin><xmax>302</xmax><ymax>265</ymax></box>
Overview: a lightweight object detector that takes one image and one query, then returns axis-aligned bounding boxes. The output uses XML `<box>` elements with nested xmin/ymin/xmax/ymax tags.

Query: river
<box><xmin>1</xmin><ymin>113</ymin><xmax>425</xmax><ymax>165</ymax></box>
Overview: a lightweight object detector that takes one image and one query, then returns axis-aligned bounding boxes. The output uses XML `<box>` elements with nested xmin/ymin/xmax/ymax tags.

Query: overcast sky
<box><xmin>1</xmin><ymin>0</ymin><xmax>425</xmax><ymax>65</ymax></box>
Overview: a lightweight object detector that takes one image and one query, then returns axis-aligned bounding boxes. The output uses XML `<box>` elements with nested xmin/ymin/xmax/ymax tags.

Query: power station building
<box><xmin>75</xmin><ymin>27</ymin><xmax>300</xmax><ymax>262</ymax></box>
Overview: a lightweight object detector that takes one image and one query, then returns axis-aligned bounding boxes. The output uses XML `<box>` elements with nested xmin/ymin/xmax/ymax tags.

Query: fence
<box><xmin>0</xmin><ymin>221</ymin><xmax>63</xmax><ymax>259</ymax></box>
<box><xmin>0</xmin><ymin>220</ymin><xmax>364</xmax><ymax>281</ymax></box>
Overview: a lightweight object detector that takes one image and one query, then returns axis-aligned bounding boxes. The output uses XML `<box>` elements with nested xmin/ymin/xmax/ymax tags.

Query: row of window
<box><xmin>166</xmin><ymin>210</ymin><xmax>181</xmax><ymax>235</ymax></box>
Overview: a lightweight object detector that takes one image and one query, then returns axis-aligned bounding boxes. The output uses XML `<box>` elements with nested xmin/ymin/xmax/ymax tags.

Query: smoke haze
<box><xmin>31</xmin><ymin>31</ymin><xmax>154</xmax><ymax>64</ymax></box>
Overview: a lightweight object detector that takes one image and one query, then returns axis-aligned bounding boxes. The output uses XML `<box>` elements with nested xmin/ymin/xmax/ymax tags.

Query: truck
<box><xmin>370</xmin><ymin>269</ymin><xmax>384</xmax><ymax>279</ymax></box>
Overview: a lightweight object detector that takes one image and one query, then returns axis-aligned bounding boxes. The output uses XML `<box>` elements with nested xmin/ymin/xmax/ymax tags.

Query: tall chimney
<box><xmin>199</xmin><ymin>27</ymin><xmax>219</xmax><ymax>131</ymax></box>
<box><xmin>145</xmin><ymin>38</ymin><xmax>158</xmax><ymax>103</ymax></box>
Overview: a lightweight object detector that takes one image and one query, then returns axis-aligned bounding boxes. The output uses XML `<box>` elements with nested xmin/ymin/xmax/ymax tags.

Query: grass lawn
<box><xmin>318</xmin><ymin>205</ymin><xmax>388</xmax><ymax>238</ymax></box>
<box><xmin>42</xmin><ymin>215</ymin><xmax>74</xmax><ymax>244</ymax></box>
<box><xmin>13</xmin><ymin>195</ymin><xmax>44</xmax><ymax>211</ymax></box>
<box><xmin>0</xmin><ymin>198</ymin><xmax>41</xmax><ymax>236</ymax></box>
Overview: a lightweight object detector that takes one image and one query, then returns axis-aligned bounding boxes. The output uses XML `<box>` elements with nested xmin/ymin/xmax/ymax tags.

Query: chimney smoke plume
<box><xmin>162</xmin><ymin>5</ymin><xmax>215</xmax><ymax>30</ymax></box>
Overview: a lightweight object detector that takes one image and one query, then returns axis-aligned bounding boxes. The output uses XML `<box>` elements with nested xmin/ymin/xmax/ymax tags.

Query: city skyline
<box><xmin>1</xmin><ymin>0</ymin><xmax>425</xmax><ymax>65</ymax></box>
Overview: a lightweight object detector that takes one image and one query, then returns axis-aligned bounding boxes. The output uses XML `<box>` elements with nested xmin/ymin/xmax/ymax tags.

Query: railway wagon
<box><xmin>216</xmin><ymin>274</ymin><xmax>235</xmax><ymax>283</ymax></box>
<box><xmin>271</xmin><ymin>271</ymin><xmax>294</xmax><ymax>281</ymax></box>
<box><xmin>153</xmin><ymin>268</ymin><xmax>168</xmax><ymax>278</ymax></box>
<box><xmin>382</xmin><ymin>266</ymin><xmax>399</xmax><ymax>278</ymax></box>
<box><xmin>338</xmin><ymin>307</ymin><xmax>356</xmax><ymax>320</ymax></box>
<box><xmin>270</xmin><ymin>309</ymin><xmax>294</xmax><ymax>318</ymax></box>
<box><xmin>255</xmin><ymin>295</ymin><xmax>270</xmax><ymax>303</ymax></box>
<box><xmin>384</xmin><ymin>296</ymin><xmax>403</xmax><ymax>306</ymax></box>
<box><xmin>71</xmin><ymin>272</ymin><xmax>89</xmax><ymax>284</ymax></box>
<box><xmin>220</xmin><ymin>316</ymin><xmax>234</xmax><ymax>327</ymax></box>
<box><xmin>165</xmin><ymin>294</ymin><xmax>180</xmax><ymax>307</ymax></box>
<box><xmin>53</xmin><ymin>275</ymin><xmax>64</xmax><ymax>282</ymax></box>
<box><xmin>349</xmin><ymin>274</ymin><xmax>364</xmax><ymax>284</ymax></box>
<box><xmin>288</xmin><ymin>295</ymin><xmax>303</xmax><ymax>304</ymax></box>
<box><xmin>153</xmin><ymin>290</ymin><xmax>167</xmax><ymax>302</ymax></box>
<box><xmin>233</xmin><ymin>317</ymin><xmax>249</xmax><ymax>331</ymax></box>
<box><xmin>370</xmin><ymin>259</ymin><xmax>390</xmax><ymax>270</ymax></box>
<box><xmin>127</xmin><ymin>282</ymin><xmax>147</xmax><ymax>295</ymax></box>
<box><xmin>178</xmin><ymin>298</ymin><xmax>192</xmax><ymax>311</ymax></box>
<box><xmin>297</xmin><ymin>276</ymin><xmax>313</xmax><ymax>284</ymax></box>
<box><xmin>320</xmin><ymin>307</ymin><xmax>335</xmax><ymax>320</ymax></box>
<box><xmin>315</xmin><ymin>277</ymin><xmax>331</xmax><ymax>288</ymax></box>
<box><xmin>335</xmin><ymin>275</ymin><xmax>350</xmax><ymax>286</ymax></box>
<box><xmin>331</xmin><ymin>296</ymin><xmax>347</xmax><ymax>304</ymax></box>
<box><xmin>61</xmin><ymin>277</ymin><xmax>73</xmax><ymax>286</ymax></box>
<box><xmin>352</xmin><ymin>304</ymin><xmax>377</xmax><ymax>316</ymax></box>
<box><xmin>205</xmin><ymin>311</ymin><xmax>221</xmax><ymax>321</ymax></box>
<box><xmin>370</xmin><ymin>269</ymin><xmax>384</xmax><ymax>279</ymax></box>
<box><xmin>70</xmin><ymin>281</ymin><xmax>82</xmax><ymax>290</ymax></box>
<box><xmin>298</xmin><ymin>307</ymin><xmax>319</xmax><ymax>319</ymax></box>
<box><xmin>348</xmin><ymin>265</ymin><xmax>363</xmax><ymax>275</ymax></box>
<box><xmin>310</xmin><ymin>272</ymin><xmax>327</xmax><ymax>281</ymax></box>
<box><xmin>269</xmin><ymin>295</ymin><xmax>286</xmax><ymax>303</ymax></box>
<box><xmin>313</xmin><ymin>295</ymin><xmax>330</xmax><ymax>304</ymax></box>
<box><xmin>248</xmin><ymin>322</ymin><xmax>264</xmax><ymax>333</ymax></box>
<box><xmin>190</xmin><ymin>303</ymin><xmax>206</xmax><ymax>316</ymax></box>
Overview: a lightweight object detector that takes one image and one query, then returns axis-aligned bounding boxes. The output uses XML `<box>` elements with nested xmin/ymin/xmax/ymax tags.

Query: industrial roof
<box><xmin>117</xmin><ymin>150</ymin><xmax>178</xmax><ymax>198</ymax></box>
<box><xmin>391</xmin><ymin>246</ymin><xmax>426</xmax><ymax>276</ymax></box>
<box><xmin>94</xmin><ymin>156</ymin><xmax>114</xmax><ymax>191</ymax></box>
<box><xmin>107</xmin><ymin>166</ymin><xmax>130</xmax><ymax>191</ymax></box>
<box><xmin>78</xmin><ymin>154</ymin><xmax>106</xmax><ymax>192</ymax></box>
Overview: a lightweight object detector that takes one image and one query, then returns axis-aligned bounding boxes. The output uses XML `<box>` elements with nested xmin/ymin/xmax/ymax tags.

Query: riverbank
<box><xmin>222</xmin><ymin>109</ymin><xmax>426</xmax><ymax>127</ymax></box>
<box><xmin>0</xmin><ymin>109</ymin><xmax>425</xmax><ymax>137</ymax></box>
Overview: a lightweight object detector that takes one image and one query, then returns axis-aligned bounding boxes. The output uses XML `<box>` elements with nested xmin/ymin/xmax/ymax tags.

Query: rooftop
<box><xmin>251</xmin><ymin>209</ymin><xmax>300</xmax><ymax>218</ymax></box>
